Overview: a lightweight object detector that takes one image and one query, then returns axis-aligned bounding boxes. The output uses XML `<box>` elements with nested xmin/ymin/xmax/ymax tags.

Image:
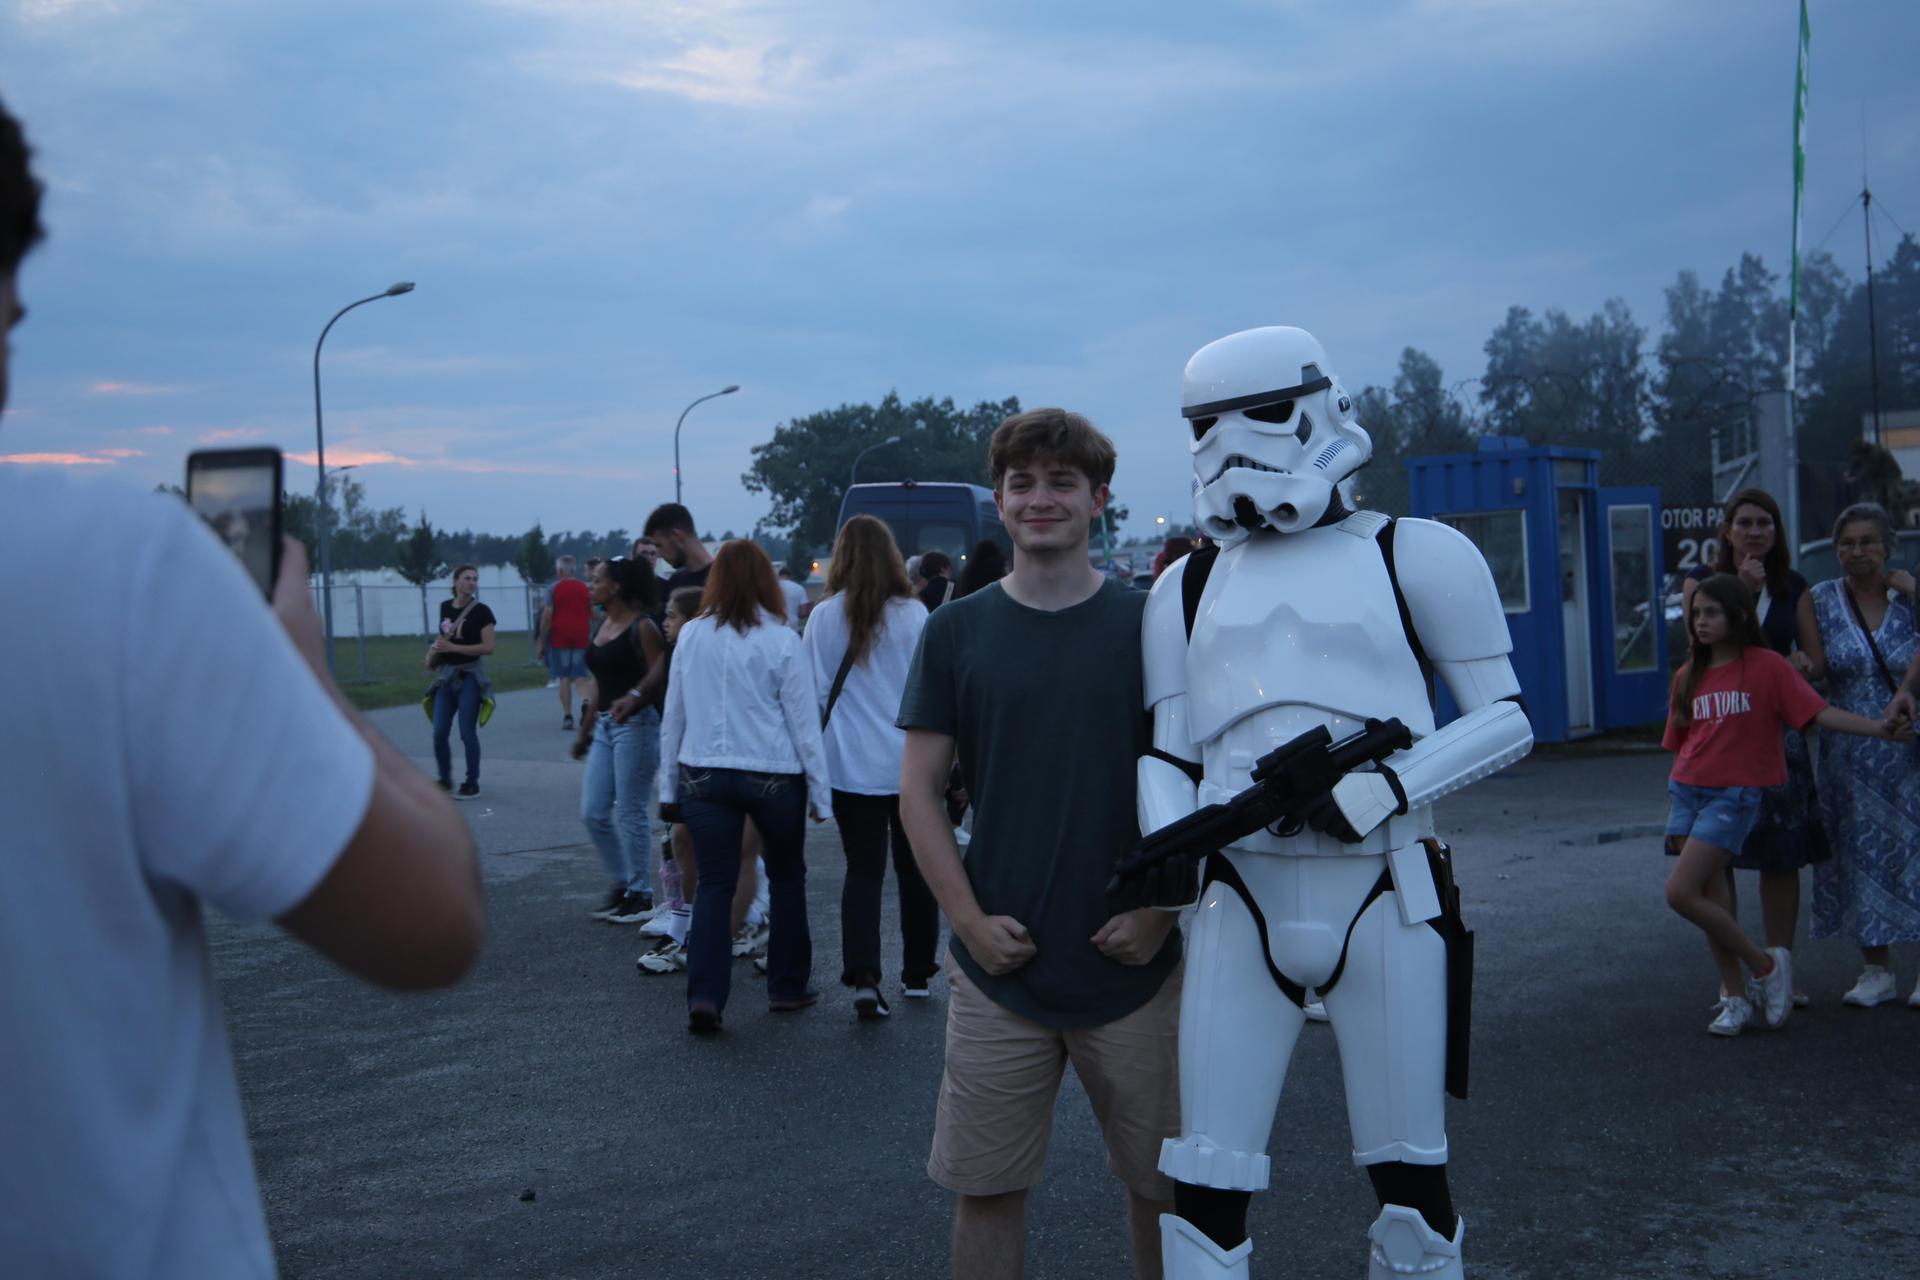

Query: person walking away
<box><xmin>573</xmin><ymin>558</ymin><xmax>667</xmax><ymax>924</ymax></box>
<box><xmin>917</xmin><ymin>550</ymin><xmax>956</xmax><ymax>611</ymax></box>
<box><xmin>540</xmin><ymin>555</ymin><xmax>592</xmax><ymax>730</ymax></box>
<box><xmin>804</xmin><ymin>514</ymin><xmax>938</xmax><ymax>1020</ymax></box>
<box><xmin>1662</xmin><ymin>573</ymin><xmax>1908</xmax><ymax>1036</ymax></box>
<box><xmin>778</xmin><ymin>561</ymin><xmax>811</xmax><ymax>630</ymax></box>
<box><xmin>955</xmin><ymin>540</ymin><xmax>1007</xmax><ymax>599</ymax></box>
<box><xmin>1677</xmin><ymin>489</ymin><xmax>1828</xmax><ymax>1007</ymax></box>
<box><xmin>0</xmin><ymin>100</ymin><xmax>484</xmax><ymax>1277</ymax></box>
<box><xmin>1803</xmin><ymin>504</ymin><xmax>1920</xmax><ymax>1007</ymax></box>
<box><xmin>656</xmin><ymin>541</ymin><xmax>830</xmax><ymax>1032</ymax></box>
<box><xmin>429</xmin><ymin>565</ymin><xmax>496</xmax><ymax>799</ymax></box>
<box><xmin>899</xmin><ymin>408</ymin><xmax>1181</xmax><ymax>1280</ymax></box>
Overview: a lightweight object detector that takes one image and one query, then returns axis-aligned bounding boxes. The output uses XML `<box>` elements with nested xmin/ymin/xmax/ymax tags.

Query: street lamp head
<box><xmin>721</xmin><ymin>384</ymin><xmax>740</xmax><ymax>395</ymax></box>
<box><xmin>386</xmin><ymin>281</ymin><xmax>416</xmax><ymax>296</ymax></box>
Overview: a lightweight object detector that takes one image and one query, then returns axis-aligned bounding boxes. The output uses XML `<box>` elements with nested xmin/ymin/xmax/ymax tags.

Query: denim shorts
<box><xmin>1665</xmin><ymin>780</ymin><xmax>1764</xmax><ymax>854</ymax></box>
<box><xmin>547</xmin><ymin>647</ymin><xmax>587</xmax><ymax>679</ymax></box>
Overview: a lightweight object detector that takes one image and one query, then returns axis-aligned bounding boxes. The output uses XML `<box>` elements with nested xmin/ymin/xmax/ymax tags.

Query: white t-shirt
<box><xmin>802</xmin><ymin>593</ymin><xmax>927</xmax><ymax>795</ymax></box>
<box><xmin>779</xmin><ymin>577</ymin><xmax>809</xmax><ymax>629</ymax></box>
<box><xmin>0</xmin><ymin>469</ymin><xmax>375</xmax><ymax>1278</ymax></box>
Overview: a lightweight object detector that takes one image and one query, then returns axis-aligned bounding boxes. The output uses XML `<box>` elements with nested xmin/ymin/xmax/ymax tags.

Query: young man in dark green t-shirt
<box><xmin>899</xmin><ymin>408</ymin><xmax>1181</xmax><ymax>1280</ymax></box>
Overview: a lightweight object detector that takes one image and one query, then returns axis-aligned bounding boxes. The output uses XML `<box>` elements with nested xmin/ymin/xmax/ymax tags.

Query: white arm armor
<box><xmin>1332</xmin><ymin>520</ymin><xmax>1535</xmax><ymax>838</ymax></box>
<box><xmin>1138</xmin><ymin>561</ymin><xmax>1202</xmax><ymax>896</ymax></box>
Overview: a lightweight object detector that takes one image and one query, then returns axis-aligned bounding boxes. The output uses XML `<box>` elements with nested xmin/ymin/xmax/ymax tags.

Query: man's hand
<box><xmin>271</xmin><ymin>539</ymin><xmax>331</xmax><ymax>680</ymax></box>
<box><xmin>1092</xmin><ymin>908</ymin><xmax>1175</xmax><ymax>966</ymax></box>
<box><xmin>609</xmin><ymin>694</ymin><xmax>641</xmax><ymax>724</ymax></box>
<box><xmin>960</xmin><ymin>914</ymin><xmax>1037</xmax><ymax>975</ymax></box>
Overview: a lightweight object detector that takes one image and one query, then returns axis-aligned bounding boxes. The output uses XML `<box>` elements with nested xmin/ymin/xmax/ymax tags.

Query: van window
<box><xmin>908</xmin><ymin>523</ymin><xmax>969</xmax><ymax>558</ymax></box>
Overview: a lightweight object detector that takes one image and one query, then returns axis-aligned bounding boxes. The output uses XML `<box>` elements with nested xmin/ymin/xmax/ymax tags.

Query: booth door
<box><xmin>1597</xmin><ymin>487</ymin><xmax>1667</xmax><ymax>729</ymax></box>
<box><xmin>1558</xmin><ymin>490</ymin><xmax>1594</xmax><ymax>736</ymax></box>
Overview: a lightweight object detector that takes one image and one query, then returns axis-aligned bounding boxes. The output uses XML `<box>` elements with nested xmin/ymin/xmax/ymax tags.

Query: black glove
<box><xmin>1107</xmin><ymin>849</ymin><xmax>1202</xmax><ymax>914</ymax></box>
<box><xmin>1301</xmin><ymin>787</ymin><xmax>1365</xmax><ymax>844</ymax></box>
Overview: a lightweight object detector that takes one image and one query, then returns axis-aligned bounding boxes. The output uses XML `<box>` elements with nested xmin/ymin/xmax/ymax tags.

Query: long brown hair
<box><xmin>826</xmin><ymin>515</ymin><xmax>913</xmax><ymax>664</ymax></box>
<box><xmin>699</xmin><ymin>540</ymin><xmax>786</xmax><ymax>634</ymax></box>
<box><xmin>1712</xmin><ymin>489</ymin><xmax>1790</xmax><ymax>591</ymax></box>
<box><xmin>1669</xmin><ymin>573</ymin><xmax>1766</xmax><ymax>730</ymax></box>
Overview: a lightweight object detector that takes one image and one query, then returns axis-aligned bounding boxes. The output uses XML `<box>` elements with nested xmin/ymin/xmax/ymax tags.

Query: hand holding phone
<box><xmin>186</xmin><ymin>448</ymin><xmax>284</xmax><ymax>597</ymax></box>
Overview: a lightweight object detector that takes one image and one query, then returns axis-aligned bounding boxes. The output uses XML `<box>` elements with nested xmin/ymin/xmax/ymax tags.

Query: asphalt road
<box><xmin>211</xmin><ymin>688</ymin><xmax>1920</xmax><ymax>1279</ymax></box>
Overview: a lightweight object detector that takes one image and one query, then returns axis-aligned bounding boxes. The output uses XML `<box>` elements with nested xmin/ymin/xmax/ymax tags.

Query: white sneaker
<box><xmin>1708</xmin><ymin>996</ymin><xmax>1754</xmax><ymax>1036</ymax></box>
<box><xmin>1843</xmin><ymin>965</ymin><xmax>1898</xmax><ymax>1007</ymax></box>
<box><xmin>636</xmin><ymin>943</ymin><xmax>686</xmax><ymax>974</ymax></box>
<box><xmin>639</xmin><ymin>913</ymin><xmax>677</xmax><ymax>939</ymax></box>
<box><xmin>732</xmin><ymin>922</ymin><xmax>769</xmax><ymax>958</ymax></box>
<box><xmin>1909</xmin><ymin>977</ymin><xmax>1920</xmax><ymax>1009</ymax></box>
<box><xmin>752</xmin><ymin>954</ymin><xmax>768</xmax><ymax>975</ymax></box>
<box><xmin>1753</xmin><ymin>947</ymin><xmax>1793</xmax><ymax>1029</ymax></box>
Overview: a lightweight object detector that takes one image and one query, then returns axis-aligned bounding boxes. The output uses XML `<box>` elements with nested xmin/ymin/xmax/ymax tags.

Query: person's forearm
<box><xmin>900</xmin><ymin>782</ymin><xmax>985</xmax><ymax>932</ymax></box>
<box><xmin>1815</xmin><ymin>706</ymin><xmax>1892</xmax><ymax>737</ymax></box>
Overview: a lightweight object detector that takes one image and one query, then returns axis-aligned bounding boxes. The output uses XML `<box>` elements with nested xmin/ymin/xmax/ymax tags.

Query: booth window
<box><xmin>1439</xmin><ymin>510</ymin><xmax>1529</xmax><ymax>613</ymax></box>
<box><xmin>1608</xmin><ymin>505</ymin><xmax>1658</xmax><ymax>672</ymax></box>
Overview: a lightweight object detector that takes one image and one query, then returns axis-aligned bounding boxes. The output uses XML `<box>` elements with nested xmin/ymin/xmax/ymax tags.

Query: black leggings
<box><xmin>831</xmin><ymin>790</ymin><xmax>940</xmax><ymax>988</ymax></box>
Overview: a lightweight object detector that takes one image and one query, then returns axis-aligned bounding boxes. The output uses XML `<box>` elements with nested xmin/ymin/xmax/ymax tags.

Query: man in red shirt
<box><xmin>538</xmin><ymin>555</ymin><xmax>593</xmax><ymax>730</ymax></box>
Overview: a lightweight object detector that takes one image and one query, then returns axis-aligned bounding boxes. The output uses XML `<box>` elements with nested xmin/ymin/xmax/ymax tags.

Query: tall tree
<box><xmin>1480</xmin><ymin>300</ymin><xmax>1648</xmax><ymax>466</ymax></box>
<box><xmin>512</xmin><ymin>523</ymin><xmax>556</xmax><ymax>587</ymax></box>
<box><xmin>393</xmin><ymin>512</ymin><xmax>449</xmax><ymax>637</ymax></box>
<box><xmin>743</xmin><ymin>391</ymin><xmax>1021</xmax><ymax>552</ymax></box>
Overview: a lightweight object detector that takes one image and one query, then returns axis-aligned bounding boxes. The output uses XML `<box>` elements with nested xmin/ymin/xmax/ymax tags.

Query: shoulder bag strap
<box><xmin>821</xmin><ymin>641</ymin><xmax>859</xmax><ymax>728</ymax></box>
<box><xmin>1842</xmin><ymin>582</ymin><xmax>1902</xmax><ymax>694</ymax></box>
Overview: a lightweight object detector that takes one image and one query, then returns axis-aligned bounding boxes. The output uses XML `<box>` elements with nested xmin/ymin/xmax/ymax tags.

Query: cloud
<box><xmin>804</xmin><ymin>194</ymin><xmax>852</xmax><ymax>226</ymax></box>
<box><xmin>94</xmin><ymin>447</ymin><xmax>146</xmax><ymax>458</ymax></box>
<box><xmin>284</xmin><ymin>448</ymin><xmax>417</xmax><ymax>470</ymax></box>
<box><xmin>0</xmin><ymin>451</ymin><xmax>121</xmax><ymax>466</ymax></box>
<box><xmin>136</xmin><ymin>426</ymin><xmax>174</xmax><ymax>435</ymax></box>
<box><xmin>88</xmin><ymin>380</ymin><xmax>186</xmax><ymax>397</ymax></box>
<box><xmin>195</xmin><ymin>426</ymin><xmax>269</xmax><ymax>444</ymax></box>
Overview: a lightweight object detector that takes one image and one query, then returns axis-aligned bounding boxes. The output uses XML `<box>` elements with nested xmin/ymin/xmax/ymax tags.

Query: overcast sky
<box><xmin>2</xmin><ymin>0</ymin><xmax>1916</xmax><ymax>540</ymax></box>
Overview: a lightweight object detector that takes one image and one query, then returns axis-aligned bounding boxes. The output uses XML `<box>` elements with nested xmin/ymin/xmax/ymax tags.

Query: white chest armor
<box><xmin>1185</xmin><ymin>520</ymin><xmax>1438</xmax><ymax>852</ymax></box>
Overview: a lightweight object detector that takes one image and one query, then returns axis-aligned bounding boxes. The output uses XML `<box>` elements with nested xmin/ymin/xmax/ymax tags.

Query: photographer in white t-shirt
<box><xmin>0</xmin><ymin>100</ymin><xmax>484</xmax><ymax>1279</ymax></box>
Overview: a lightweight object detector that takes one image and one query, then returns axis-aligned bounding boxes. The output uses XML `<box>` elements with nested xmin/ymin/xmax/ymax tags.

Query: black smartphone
<box><xmin>186</xmin><ymin>447</ymin><xmax>284</xmax><ymax>597</ymax></box>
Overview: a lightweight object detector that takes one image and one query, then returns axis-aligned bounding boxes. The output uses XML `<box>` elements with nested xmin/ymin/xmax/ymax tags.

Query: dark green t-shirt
<box><xmin>897</xmin><ymin>577</ymin><xmax>1179</xmax><ymax>1029</ymax></box>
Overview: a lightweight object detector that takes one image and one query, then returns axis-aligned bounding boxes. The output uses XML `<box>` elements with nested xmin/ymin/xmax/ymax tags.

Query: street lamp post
<box><xmin>673</xmin><ymin>385</ymin><xmax>741</xmax><ymax>506</ymax></box>
<box><xmin>313</xmin><ymin>281</ymin><xmax>415</xmax><ymax>673</ymax></box>
<box><xmin>849</xmin><ymin>435</ymin><xmax>902</xmax><ymax>489</ymax></box>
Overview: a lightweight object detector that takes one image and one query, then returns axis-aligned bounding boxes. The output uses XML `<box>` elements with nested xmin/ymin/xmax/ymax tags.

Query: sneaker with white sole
<box><xmin>1708</xmin><ymin>996</ymin><xmax>1754</xmax><ymax>1036</ymax></box>
<box><xmin>1843</xmin><ymin>965</ymin><xmax>1898</xmax><ymax>1007</ymax></box>
<box><xmin>853</xmin><ymin>985</ymin><xmax>890</xmax><ymax>1020</ymax></box>
<box><xmin>636</xmin><ymin>943</ymin><xmax>686</xmax><ymax>974</ymax></box>
<box><xmin>732</xmin><ymin>923</ymin><xmax>769</xmax><ymax>958</ymax></box>
<box><xmin>901</xmin><ymin>981</ymin><xmax>932</xmax><ymax>999</ymax></box>
<box><xmin>606</xmin><ymin>892</ymin><xmax>654</xmax><ymax>925</ymax></box>
<box><xmin>752</xmin><ymin>955</ymin><xmax>768</xmax><ymax>975</ymax></box>
<box><xmin>589</xmin><ymin>886</ymin><xmax>626</xmax><ymax>921</ymax></box>
<box><xmin>1753</xmin><ymin>947</ymin><xmax>1793</xmax><ymax>1029</ymax></box>
<box><xmin>640</xmin><ymin>909</ymin><xmax>685</xmax><ymax>940</ymax></box>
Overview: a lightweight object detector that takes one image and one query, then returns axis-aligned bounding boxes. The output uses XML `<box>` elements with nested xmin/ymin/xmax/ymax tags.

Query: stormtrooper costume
<box><xmin>1140</xmin><ymin>327</ymin><xmax>1533</xmax><ymax>1279</ymax></box>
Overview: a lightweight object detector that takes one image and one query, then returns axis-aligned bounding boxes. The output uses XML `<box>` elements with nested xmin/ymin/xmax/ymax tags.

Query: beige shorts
<box><xmin>926</xmin><ymin>950</ymin><xmax>1181</xmax><ymax>1200</ymax></box>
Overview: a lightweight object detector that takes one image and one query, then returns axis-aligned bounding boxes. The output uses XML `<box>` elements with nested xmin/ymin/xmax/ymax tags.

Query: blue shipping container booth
<box><xmin>1406</xmin><ymin>438</ymin><xmax>1667</xmax><ymax>743</ymax></box>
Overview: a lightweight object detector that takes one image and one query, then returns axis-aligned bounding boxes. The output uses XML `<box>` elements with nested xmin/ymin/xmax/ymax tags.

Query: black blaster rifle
<box><xmin>1107</xmin><ymin>718</ymin><xmax>1413</xmax><ymax>911</ymax></box>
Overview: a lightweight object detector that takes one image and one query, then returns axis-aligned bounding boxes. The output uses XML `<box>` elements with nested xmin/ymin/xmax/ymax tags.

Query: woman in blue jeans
<box><xmin>428</xmin><ymin>565</ymin><xmax>496</xmax><ymax>799</ymax></box>
<box><xmin>572</xmin><ymin>558</ymin><xmax>667</xmax><ymax>924</ymax></box>
<box><xmin>656</xmin><ymin>540</ymin><xmax>831</xmax><ymax>1034</ymax></box>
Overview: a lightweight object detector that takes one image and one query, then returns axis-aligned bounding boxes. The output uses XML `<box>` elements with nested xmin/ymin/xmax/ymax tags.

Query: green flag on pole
<box><xmin>1790</xmin><ymin>0</ymin><xmax>1810</xmax><ymax>321</ymax></box>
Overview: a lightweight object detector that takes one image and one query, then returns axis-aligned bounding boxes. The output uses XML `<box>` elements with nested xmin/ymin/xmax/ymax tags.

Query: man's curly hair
<box><xmin>0</xmin><ymin>96</ymin><xmax>46</xmax><ymax>276</ymax></box>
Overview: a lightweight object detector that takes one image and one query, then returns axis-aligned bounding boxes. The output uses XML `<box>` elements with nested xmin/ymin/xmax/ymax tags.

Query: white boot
<box><xmin>1367</xmin><ymin>1205</ymin><xmax>1464</xmax><ymax>1279</ymax></box>
<box><xmin>1161</xmin><ymin>1213</ymin><xmax>1252</xmax><ymax>1280</ymax></box>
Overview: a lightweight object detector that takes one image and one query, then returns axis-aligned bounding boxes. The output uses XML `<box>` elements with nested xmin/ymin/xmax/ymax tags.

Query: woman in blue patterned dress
<box><xmin>1807</xmin><ymin>503</ymin><xmax>1920</xmax><ymax>1007</ymax></box>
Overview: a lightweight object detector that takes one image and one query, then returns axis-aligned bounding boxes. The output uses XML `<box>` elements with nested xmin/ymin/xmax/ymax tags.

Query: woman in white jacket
<box><xmin>804</xmin><ymin>516</ymin><xmax>939</xmax><ymax>1020</ymax></box>
<box><xmin>657</xmin><ymin>540</ymin><xmax>830</xmax><ymax>1034</ymax></box>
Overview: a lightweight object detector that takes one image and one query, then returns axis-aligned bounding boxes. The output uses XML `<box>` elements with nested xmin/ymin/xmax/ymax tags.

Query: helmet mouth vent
<box><xmin>1274</xmin><ymin>503</ymin><xmax>1298</xmax><ymax>524</ymax></box>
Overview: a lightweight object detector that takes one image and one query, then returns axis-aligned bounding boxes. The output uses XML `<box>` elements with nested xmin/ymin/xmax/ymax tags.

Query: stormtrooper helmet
<box><xmin>1182</xmin><ymin>326</ymin><xmax>1371</xmax><ymax>543</ymax></box>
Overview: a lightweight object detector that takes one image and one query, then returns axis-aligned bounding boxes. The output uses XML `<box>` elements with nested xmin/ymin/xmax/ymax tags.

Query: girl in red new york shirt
<box><xmin>1662</xmin><ymin>574</ymin><xmax>1910</xmax><ymax>1037</ymax></box>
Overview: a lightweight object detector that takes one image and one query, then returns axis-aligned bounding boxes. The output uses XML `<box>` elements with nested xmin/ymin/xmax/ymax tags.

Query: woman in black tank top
<box><xmin>574</xmin><ymin>559</ymin><xmax>667</xmax><ymax>923</ymax></box>
<box><xmin>1677</xmin><ymin>488</ymin><xmax>1826</xmax><ymax>1008</ymax></box>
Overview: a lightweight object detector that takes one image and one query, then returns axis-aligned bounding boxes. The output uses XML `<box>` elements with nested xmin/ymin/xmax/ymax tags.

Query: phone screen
<box><xmin>187</xmin><ymin>448</ymin><xmax>284</xmax><ymax>597</ymax></box>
